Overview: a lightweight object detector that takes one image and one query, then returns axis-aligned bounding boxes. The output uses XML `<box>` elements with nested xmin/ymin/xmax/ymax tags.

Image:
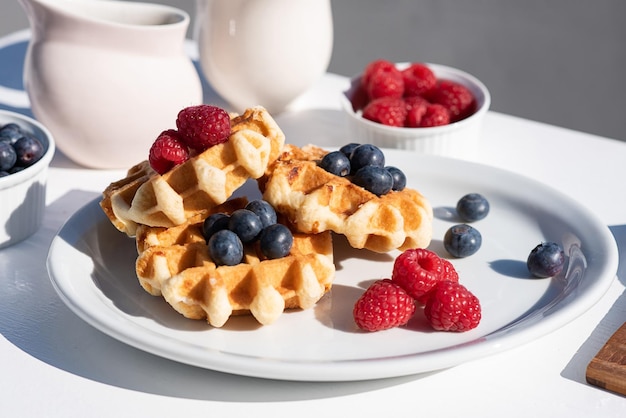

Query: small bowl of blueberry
<box><xmin>340</xmin><ymin>60</ymin><xmax>490</xmax><ymax>160</ymax></box>
<box><xmin>0</xmin><ymin>110</ymin><xmax>55</xmax><ymax>248</ymax></box>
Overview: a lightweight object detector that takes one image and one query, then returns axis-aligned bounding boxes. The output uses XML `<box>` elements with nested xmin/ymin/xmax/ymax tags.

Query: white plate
<box><xmin>47</xmin><ymin>151</ymin><xmax>618</xmax><ymax>381</ymax></box>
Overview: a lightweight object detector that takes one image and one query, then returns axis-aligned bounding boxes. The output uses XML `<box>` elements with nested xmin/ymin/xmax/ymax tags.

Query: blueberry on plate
<box><xmin>208</xmin><ymin>229</ymin><xmax>244</xmax><ymax>266</ymax></box>
<box><xmin>228</xmin><ymin>208</ymin><xmax>263</xmax><ymax>243</ymax></box>
<box><xmin>202</xmin><ymin>212</ymin><xmax>230</xmax><ymax>241</ymax></box>
<box><xmin>526</xmin><ymin>242</ymin><xmax>565</xmax><ymax>278</ymax></box>
<box><xmin>352</xmin><ymin>165</ymin><xmax>394</xmax><ymax>196</ymax></box>
<box><xmin>349</xmin><ymin>143</ymin><xmax>385</xmax><ymax>173</ymax></box>
<box><xmin>319</xmin><ymin>150</ymin><xmax>351</xmax><ymax>177</ymax></box>
<box><xmin>245</xmin><ymin>199</ymin><xmax>277</xmax><ymax>228</ymax></box>
<box><xmin>443</xmin><ymin>224</ymin><xmax>482</xmax><ymax>258</ymax></box>
<box><xmin>339</xmin><ymin>142</ymin><xmax>360</xmax><ymax>158</ymax></box>
<box><xmin>259</xmin><ymin>223</ymin><xmax>294</xmax><ymax>259</ymax></box>
<box><xmin>456</xmin><ymin>193</ymin><xmax>490</xmax><ymax>222</ymax></box>
<box><xmin>385</xmin><ymin>166</ymin><xmax>406</xmax><ymax>191</ymax></box>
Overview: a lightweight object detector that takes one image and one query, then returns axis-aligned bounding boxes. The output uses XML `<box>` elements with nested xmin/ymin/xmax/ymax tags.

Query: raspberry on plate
<box><xmin>401</xmin><ymin>63</ymin><xmax>437</xmax><ymax>97</ymax></box>
<box><xmin>148</xmin><ymin>129</ymin><xmax>190</xmax><ymax>174</ymax></box>
<box><xmin>424</xmin><ymin>280</ymin><xmax>481</xmax><ymax>332</ymax></box>
<box><xmin>176</xmin><ymin>104</ymin><xmax>231</xmax><ymax>152</ymax></box>
<box><xmin>415</xmin><ymin>257</ymin><xmax>459</xmax><ymax>305</ymax></box>
<box><xmin>440</xmin><ymin>258</ymin><xmax>459</xmax><ymax>282</ymax></box>
<box><xmin>391</xmin><ymin>248</ymin><xmax>444</xmax><ymax>300</ymax></box>
<box><xmin>429</xmin><ymin>80</ymin><xmax>476</xmax><ymax>122</ymax></box>
<box><xmin>353</xmin><ymin>279</ymin><xmax>416</xmax><ymax>332</ymax></box>
<box><xmin>420</xmin><ymin>103</ymin><xmax>451</xmax><ymax>127</ymax></box>
<box><xmin>362</xmin><ymin>97</ymin><xmax>408</xmax><ymax>127</ymax></box>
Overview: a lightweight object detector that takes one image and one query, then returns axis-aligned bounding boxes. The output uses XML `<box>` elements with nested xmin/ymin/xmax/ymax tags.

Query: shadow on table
<box><xmin>0</xmin><ymin>189</ymin><xmax>434</xmax><ymax>402</ymax></box>
<box><xmin>560</xmin><ymin>224</ymin><xmax>625</xmax><ymax>388</ymax></box>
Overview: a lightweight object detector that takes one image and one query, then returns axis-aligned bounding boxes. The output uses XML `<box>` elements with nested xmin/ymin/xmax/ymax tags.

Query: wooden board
<box><xmin>586</xmin><ymin>322</ymin><xmax>626</xmax><ymax>396</ymax></box>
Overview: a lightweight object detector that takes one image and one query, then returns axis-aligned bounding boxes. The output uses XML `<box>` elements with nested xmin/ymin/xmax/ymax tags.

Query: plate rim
<box><xmin>46</xmin><ymin>152</ymin><xmax>619</xmax><ymax>381</ymax></box>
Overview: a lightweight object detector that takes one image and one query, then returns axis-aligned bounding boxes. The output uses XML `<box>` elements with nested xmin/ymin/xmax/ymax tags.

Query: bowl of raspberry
<box><xmin>0</xmin><ymin>110</ymin><xmax>55</xmax><ymax>248</ymax></box>
<box><xmin>340</xmin><ymin>61</ymin><xmax>490</xmax><ymax>159</ymax></box>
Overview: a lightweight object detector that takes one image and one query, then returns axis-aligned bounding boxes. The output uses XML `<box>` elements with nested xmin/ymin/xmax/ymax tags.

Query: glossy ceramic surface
<box><xmin>47</xmin><ymin>150</ymin><xmax>618</xmax><ymax>381</ymax></box>
<box><xmin>20</xmin><ymin>0</ymin><xmax>203</xmax><ymax>168</ymax></box>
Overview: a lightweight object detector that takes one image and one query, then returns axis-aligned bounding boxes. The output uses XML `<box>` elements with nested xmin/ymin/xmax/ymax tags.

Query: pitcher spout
<box><xmin>19</xmin><ymin>0</ymin><xmax>191</xmax><ymax>53</ymax></box>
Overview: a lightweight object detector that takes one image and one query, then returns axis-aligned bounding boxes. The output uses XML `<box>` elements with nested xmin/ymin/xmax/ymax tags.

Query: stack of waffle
<box><xmin>100</xmin><ymin>107</ymin><xmax>434</xmax><ymax>327</ymax></box>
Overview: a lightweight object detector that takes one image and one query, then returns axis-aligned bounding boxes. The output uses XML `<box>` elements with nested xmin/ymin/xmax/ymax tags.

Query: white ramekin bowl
<box><xmin>340</xmin><ymin>63</ymin><xmax>491</xmax><ymax>159</ymax></box>
<box><xmin>0</xmin><ymin>110</ymin><xmax>55</xmax><ymax>248</ymax></box>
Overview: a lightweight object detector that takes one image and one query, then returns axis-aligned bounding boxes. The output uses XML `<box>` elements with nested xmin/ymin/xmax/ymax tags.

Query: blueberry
<box><xmin>0</xmin><ymin>123</ymin><xmax>23</xmax><ymax>145</ymax></box>
<box><xmin>443</xmin><ymin>224</ymin><xmax>482</xmax><ymax>257</ymax></box>
<box><xmin>245</xmin><ymin>199</ymin><xmax>277</xmax><ymax>228</ymax></box>
<box><xmin>385</xmin><ymin>166</ymin><xmax>406</xmax><ymax>191</ymax></box>
<box><xmin>339</xmin><ymin>142</ymin><xmax>360</xmax><ymax>158</ymax></box>
<box><xmin>352</xmin><ymin>165</ymin><xmax>394</xmax><ymax>196</ymax></box>
<box><xmin>319</xmin><ymin>150</ymin><xmax>351</xmax><ymax>177</ymax></box>
<box><xmin>0</xmin><ymin>171</ymin><xmax>9</xmax><ymax>177</ymax></box>
<box><xmin>527</xmin><ymin>242</ymin><xmax>565</xmax><ymax>278</ymax></box>
<box><xmin>202</xmin><ymin>213</ymin><xmax>230</xmax><ymax>241</ymax></box>
<box><xmin>228</xmin><ymin>208</ymin><xmax>263</xmax><ymax>243</ymax></box>
<box><xmin>259</xmin><ymin>224</ymin><xmax>294</xmax><ymax>259</ymax></box>
<box><xmin>456</xmin><ymin>193</ymin><xmax>490</xmax><ymax>222</ymax></box>
<box><xmin>0</xmin><ymin>141</ymin><xmax>17</xmax><ymax>171</ymax></box>
<box><xmin>349</xmin><ymin>144</ymin><xmax>385</xmax><ymax>173</ymax></box>
<box><xmin>208</xmin><ymin>229</ymin><xmax>244</xmax><ymax>266</ymax></box>
<box><xmin>13</xmin><ymin>135</ymin><xmax>44</xmax><ymax>167</ymax></box>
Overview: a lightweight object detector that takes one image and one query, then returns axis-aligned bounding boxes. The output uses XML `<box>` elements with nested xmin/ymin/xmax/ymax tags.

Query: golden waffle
<box><xmin>261</xmin><ymin>144</ymin><xmax>433</xmax><ymax>253</ymax></box>
<box><xmin>100</xmin><ymin>106</ymin><xmax>285</xmax><ymax>236</ymax></box>
<box><xmin>134</xmin><ymin>198</ymin><xmax>335</xmax><ymax>327</ymax></box>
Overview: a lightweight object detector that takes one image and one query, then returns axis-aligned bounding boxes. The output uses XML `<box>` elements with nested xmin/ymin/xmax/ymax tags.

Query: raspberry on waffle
<box><xmin>134</xmin><ymin>198</ymin><xmax>335</xmax><ymax>327</ymax></box>
<box><xmin>261</xmin><ymin>144</ymin><xmax>433</xmax><ymax>253</ymax></box>
<box><xmin>100</xmin><ymin>106</ymin><xmax>285</xmax><ymax>236</ymax></box>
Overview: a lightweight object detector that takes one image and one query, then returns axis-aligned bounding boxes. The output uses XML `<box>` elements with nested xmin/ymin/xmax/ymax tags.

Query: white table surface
<box><xmin>1</xmin><ymin>30</ymin><xmax>625</xmax><ymax>417</ymax></box>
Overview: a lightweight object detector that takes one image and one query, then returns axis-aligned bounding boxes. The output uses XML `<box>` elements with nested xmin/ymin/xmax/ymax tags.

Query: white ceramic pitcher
<box><xmin>19</xmin><ymin>0</ymin><xmax>203</xmax><ymax>169</ymax></box>
<box><xmin>195</xmin><ymin>0</ymin><xmax>333</xmax><ymax>114</ymax></box>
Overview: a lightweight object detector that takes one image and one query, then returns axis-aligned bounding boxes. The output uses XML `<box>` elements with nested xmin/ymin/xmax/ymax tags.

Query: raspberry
<box><xmin>404</xmin><ymin>96</ymin><xmax>429</xmax><ymax>127</ymax></box>
<box><xmin>440</xmin><ymin>258</ymin><xmax>459</xmax><ymax>282</ymax></box>
<box><xmin>415</xmin><ymin>257</ymin><xmax>459</xmax><ymax>305</ymax></box>
<box><xmin>362</xmin><ymin>59</ymin><xmax>397</xmax><ymax>87</ymax></box>
<box><xmin>401</xmin><ymin>63</ymin><xmax>437</xmax><ymax>97</ymax></box>
<box><xmin>420</xmin><ymin>104</ymin><xmax>450</xmax><ymax>127</ymax></box>
<box><xmin>353</xmin><ymin>279</ymin><xmax>416</xmax><ymax>331</ymax></box>
<box><xmin>429</xmin><ymin>80</ymin><xmax>476</xmax><ymax>122</ymax></box>
<box><xmin>424</xmin><ymin>280</ymin><xmax>481</xmax><ymax>332</ymax></box>
<box><xmin>362</xmin><ymin>97</ymin><xmax>407</xmax><ymax>127</ymax></box>
<box><xmin>391</xmin><ymin>248</ymin><xmax>443</xmax><ymax>300</ymax></box>
<box><xmin>367</xmin><ymin>68</ymin><xmax>404</xmax><ymax>100</ymax></box>
<box><xmin>148</xmin><ymin>129</ymin><xmax>189</xmax><ymax>174</ymax></box>
<box><xmin>176</xmin><ymin>105</ymin><xmax>231</xmax><ymax>152</ymax></box>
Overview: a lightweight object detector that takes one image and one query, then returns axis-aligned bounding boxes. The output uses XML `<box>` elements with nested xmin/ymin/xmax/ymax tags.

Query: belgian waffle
<box><xmin>261</xmin><ymin>144</ymin><xmax>433</xmax><ymax>253</ymax></box>
<box><xmin>100</xmin><ymin>106</ymin><xmax>285</xmax><ymax>236</ymax></box>
<box><xmin>134</xmin><ymin>198</ymin><xmax>335</xmax><ymax>327</ymax></box>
